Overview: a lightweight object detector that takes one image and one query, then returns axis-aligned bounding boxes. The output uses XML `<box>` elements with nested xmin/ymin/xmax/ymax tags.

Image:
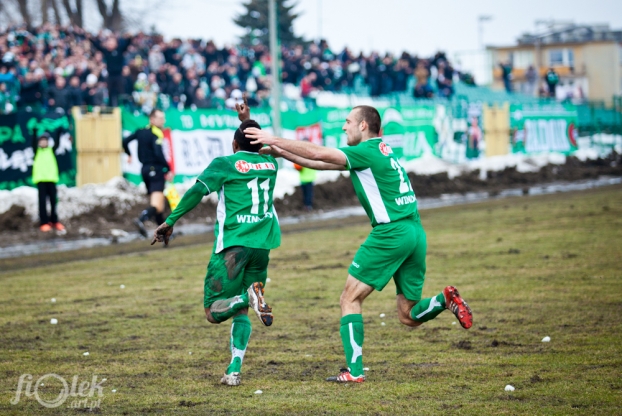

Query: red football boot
<box><xmin>443</xmin><ymin>286</ymin><xmax>473</xmax><ymax>329</ymax></box>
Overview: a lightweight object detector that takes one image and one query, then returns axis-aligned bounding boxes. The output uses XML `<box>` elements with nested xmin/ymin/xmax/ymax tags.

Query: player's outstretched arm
<box><xmin>151</xmin><ymin>181</ymin><xmax>207</xmax><ymax>246</ymax></box>
<box><xmin>245</xmin><ymin>128</ymin><xmax>347</xmax><ymax>167</ymax></box>
<box><xmin>261</xmin><ymin>145</ymin><xmax>345</xmax><ymax>171</ymax></box>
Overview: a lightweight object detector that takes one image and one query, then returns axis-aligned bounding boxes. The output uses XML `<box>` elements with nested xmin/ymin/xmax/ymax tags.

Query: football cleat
<box><xmin>39</xmin><ymin>223</ymin><xmax>52</xmax><ymax>232</ymax></box>
<box><xmin>247</xmin><ymin>282</ymin><xmax>273</xmax><ymax>326</ymax></box>
<box><xmin>220</xmin><ymin>372</ymin><xmax>241</xmax><ymax>386</ymax></box>
<box><xmin>326</xmin><ymin>368</ymin><xmax>365</xmax><ymax>383</ymax></box>
<box><xmin>53</xmin><ymin>222</ymin><xmax>66</xmax><ymax>231</ymax></box>
<box><xmin>443</xmin><ymin>286</ymin><xmax>473</xmax><ymax>329</ymax></box>
<box><xmin>133</xmin><ymin>218</ymin><xmax>148</xmax><ymax>238</ymax></box>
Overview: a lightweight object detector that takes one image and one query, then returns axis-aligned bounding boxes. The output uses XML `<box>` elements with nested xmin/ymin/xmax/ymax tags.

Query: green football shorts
<box><xmin>348</xmin><ymin>217</ymin><xmax>427</xmax><ymax>301</ymax></box>
<box><xmin>203</xmin><ymin>246</ymin><xmax>270</xmax><ymax>308</ymax></box>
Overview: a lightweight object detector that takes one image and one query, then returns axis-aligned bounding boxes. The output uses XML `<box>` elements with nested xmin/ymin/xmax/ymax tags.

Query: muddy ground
<box><xmin>1</xmin><ymin>153</ymin><xmax>620</xmax><ymax>249</ymax></box>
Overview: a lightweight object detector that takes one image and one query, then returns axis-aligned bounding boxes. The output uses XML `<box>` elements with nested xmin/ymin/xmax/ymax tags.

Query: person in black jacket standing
<box><xmin>122</xmin><ymin>109</ymin><xmax>172</xmax><ymax>237</ymax></box>
<box><xmin>89</xmin><ymin>33</ymin><xmax>133</xmax><ymax>107</ymax></box>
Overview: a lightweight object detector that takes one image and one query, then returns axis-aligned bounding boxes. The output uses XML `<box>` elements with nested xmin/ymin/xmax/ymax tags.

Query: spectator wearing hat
<box><xmin>32</xmin><ymin>132</ymin><xmax>65</xmax><ymax>232</ymax></box>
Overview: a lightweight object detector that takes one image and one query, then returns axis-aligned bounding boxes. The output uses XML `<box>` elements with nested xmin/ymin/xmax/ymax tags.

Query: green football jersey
<box><xmin>196</xmin><ymin>151</ymin><xmax>281</xmax><ymax>253</ymax></box>
<box><xmin>339</xmin><ymin>138</ymin><xmax>419</xmax><ymax>227</ymax></box>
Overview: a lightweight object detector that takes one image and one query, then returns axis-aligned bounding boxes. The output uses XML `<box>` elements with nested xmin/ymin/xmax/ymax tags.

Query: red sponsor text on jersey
<box><xmin>235</xmin><ymin>160</ymin><xmax>276</xmax><ymax>173</ymax></box>
<box><xmin>379</xmin><ymin>142</ymin><xmax>393</xmax><ymax>156</ymax></box>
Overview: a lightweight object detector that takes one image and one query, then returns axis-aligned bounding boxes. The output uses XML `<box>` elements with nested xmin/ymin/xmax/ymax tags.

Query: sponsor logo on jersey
<box><xmin>235</xmin><ymin>160</ymin><xmax>276</xmax><ymax>173</ymax></box>
<box><xmin>379</xmin><ymin>142</ymin><xmax>393</xmax><ymax>156</ymax></box>
<box><xmin>351</xmin><ymin>261</ymin><xmax>360</xmax><ymax>268</ymax></box>
<box><xmin>395</xmin><ymin>195</ymin><xmax>417</xmax><ymax>205</ymax></box>
<box><xmin>236</xmin><ymin>212</ymin><xmax>274</xmax><ymax>223</ymax></box>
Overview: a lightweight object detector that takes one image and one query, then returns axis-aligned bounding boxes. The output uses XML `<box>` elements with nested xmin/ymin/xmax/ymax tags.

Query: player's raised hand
<box><xmin>245</xmin><ymin>127</ymin><xmax>277</xmax><ymax>146</ymax></box>
<box><xmin>235</xmin><ymin>94</ymin><xmax>251</xmax><ymax>122</ymax></box>
<box><xmin>151</xmin><ymin>223</ymin><xmax>174</xmax><ymax>246</ymax></box>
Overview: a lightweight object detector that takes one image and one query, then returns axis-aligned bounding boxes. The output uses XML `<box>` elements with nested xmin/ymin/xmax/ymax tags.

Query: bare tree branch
<box><xmin>94</xmin><ymin>0</ymin><xmax>109</xmax><ymax>27</ymax></box>
<box><xmin>59</xmin><ymin>0</ymin><xmax>83</xmax><ymax>27</ymax></box>
<box><xmin>75</xmin><ymin>0</ymin><xmax>83</xmax><ymax>27</ymax></box>
<box><xmin>16</xmin><ymin>0</ymin><xmax>32</xmax><ymax>26</ymax></box>
<box><xmin>110</xmin><ymin>0</ymin><xmax>122</xmax><ymax>31</ymax></box>
<box><xmin>61</xmin><ymin>0</ymin><xmax>75</xmax><ymax>24</ymax></box>
<box><xmin>50</xmin><ymin>0</ymin><xmax>63</xmax><ymax>25</ymax></box>
<box><xmin>94</xmin><ymin>0</ymin><xmax>124</xmax><ymax>31</ymax></box>
<box><xmin>41</xmin><ymin>0</ymin><xmax>49</xmax><ymax>23</ymax></box>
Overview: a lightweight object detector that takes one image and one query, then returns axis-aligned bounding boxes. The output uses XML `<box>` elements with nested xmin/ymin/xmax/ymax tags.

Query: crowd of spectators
<box><xmin>0</xmin><ymin>23</ymin><xmax>462</xmax><ymax>115</ymax></box>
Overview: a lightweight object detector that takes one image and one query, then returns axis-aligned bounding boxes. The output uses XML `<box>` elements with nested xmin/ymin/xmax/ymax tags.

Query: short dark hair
<box><xmin>236</xmin><ymin>119</ymin><xmax>262</xmax><ymax>152</ymax></box>
<box><xmin>149</xmin><ymin>109</ymin><xmax>163</xmax><ymax>118</ymax></box>
<box><xmin>353</xmin><ymin>105</ymin><xmax>381</xmax><ymax>136</ymax></box>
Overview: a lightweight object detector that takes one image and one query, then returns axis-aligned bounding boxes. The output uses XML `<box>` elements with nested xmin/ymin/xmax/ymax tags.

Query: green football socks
<box><xmin>226</xmin><ymin>314</ymin><xmax>252</xmax><ymax>374</ymax></box>
<box><xmin>409</xmin><ymin>292</ymin><xmax>446</xmax><ymax>323</ymax></box>
<box><xmin>209</xmin><ymin>293</ymin><xmax>249</xmax><ymax>322</ymax></box>
<box><xmin>340</xmin><ymin>314</ymin><xmax>365</xmax><ymax>377</ymax></box>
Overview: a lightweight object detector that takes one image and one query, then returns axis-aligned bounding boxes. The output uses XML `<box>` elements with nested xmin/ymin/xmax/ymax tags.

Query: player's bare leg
<box><xmin>326</xmin><ymin>275</ymin><xmax>373</xmax><ymax>383</ymax></box>
<box><xmin>150</xmin><ymin>191</ymin><xmax>166</xmax><ymax>225</ymax></box>
<box><xmin>396</xmin><ymin>295</ymin><xmax>422</xmax><ymax>327</ymax></box>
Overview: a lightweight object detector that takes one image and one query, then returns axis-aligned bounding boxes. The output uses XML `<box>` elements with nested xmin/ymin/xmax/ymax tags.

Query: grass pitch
<box><xmin>1</xmin><ymin>185</ymin><xmax>621</xmax><ymax>415</ymax></box>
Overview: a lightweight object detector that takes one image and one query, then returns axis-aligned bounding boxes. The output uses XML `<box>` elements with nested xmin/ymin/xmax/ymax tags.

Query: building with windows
<box><xmin>489</xmin><ymin>24</ymin><xmax>622</xmax><ymax>103</ymax></box>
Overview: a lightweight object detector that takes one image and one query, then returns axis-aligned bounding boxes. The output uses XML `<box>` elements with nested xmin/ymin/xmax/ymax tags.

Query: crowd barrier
<box><xmin>1</xmin><ymin>98</ymin><xmax>619</xmax><ymax>190</ymax></box>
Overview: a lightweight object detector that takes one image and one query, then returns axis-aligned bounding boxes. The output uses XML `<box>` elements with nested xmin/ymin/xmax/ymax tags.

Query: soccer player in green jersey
<box><xmin>151</xmin><ymin>98</ymin><xmax>279</xmax><ymax>386</ymax></box>
<box><xmin>245</xmin><ymin>105</ymin><xmax>473</xmax><ymax>383</ymax></box>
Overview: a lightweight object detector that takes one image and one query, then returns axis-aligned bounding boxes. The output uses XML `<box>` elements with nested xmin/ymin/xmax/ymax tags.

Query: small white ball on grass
<box><xmin>381</xmin><ymin>322</ymin><xmax>386</xmax><ymax>326</ymax></box>
<box><xmin>83</xmin><ymin>352</ymin><xmax>89</xmax><ymax>356</ymax></box>
<box><xmin>50</xmin><ymin>318</ymin><xmax>58</xmax><ymax>325</ymax></box>
<box><xmin>254</xmin><ymin>390</ymin><xmax>263</xmax><ymax>394</ymax></box>
<box><xmin>51</xmin><ymin>298</ymin><xmax>56</xmax><ymax>303</ymax></box>
<box><xmin>505</xmin><ymin>385</ymin><xmax>515</xmax><ymax>392</ymax></box>
<box><xmin>120</xmin><ymin>284</ymin><xmax>125</xmax><ymax>289</ymax></box>
<box><xmin>379</xmin><ymin>313</ymin><xmax>386</xmax><ymax>318</ymax></box>
<box><xmin>542</xmin><ymin>336</ymin><xmax>551</xmax><ymax>342</ymax></box>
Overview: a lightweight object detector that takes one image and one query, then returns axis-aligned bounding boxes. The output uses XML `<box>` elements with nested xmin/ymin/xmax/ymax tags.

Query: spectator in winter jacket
<box><xmin>89</xmin><ymin>33</ymin><xmax>133</xmax><ymax>106</ymax></box>
<box><xmin>47</xmin><ymin>76</ymin><xmax>71</xmax><ymax>112</ymax></box>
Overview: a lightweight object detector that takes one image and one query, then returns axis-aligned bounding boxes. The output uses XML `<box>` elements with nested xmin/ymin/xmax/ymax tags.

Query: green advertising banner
<box><xmin>121</xmin><ymin>108</ymin><xmax>273</xmax><ymax>184</ymax></box>
<box><xmin>510</xmin><ymin>104</ymin><xmax>579</xmax><ymax>154</ymax></box>
<box><xmin>0</xmin><ymin>111</ymin><xmax>75</xmax><ymax>191</ymax></box>
<box><xmin>320</xmin><ymin>105</ymin><xmax>438</xmax><ymax>160</ymax></box>
<box><xmin>121</xmin><ymin>105</ymin><xmax>441</xmax><ymax>183</ymax></box>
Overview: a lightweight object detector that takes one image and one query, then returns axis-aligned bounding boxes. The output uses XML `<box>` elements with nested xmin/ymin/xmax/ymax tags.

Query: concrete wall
<box><xmin>582</xmin><ymin>43</ymin><xmax>621</xmax><ymax>102</ymax></box>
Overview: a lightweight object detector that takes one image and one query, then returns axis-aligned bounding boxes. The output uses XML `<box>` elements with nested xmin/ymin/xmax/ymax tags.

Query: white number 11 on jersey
<box><xmin>247</xmin><ymin>178</ymin><xmax>271</xmax><ymax>215</ymax></box>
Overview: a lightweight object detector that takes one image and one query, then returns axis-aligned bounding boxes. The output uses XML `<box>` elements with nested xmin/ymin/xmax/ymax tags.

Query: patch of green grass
<box><xmin>1</xmin><ymin>186</ymin><xmax>621</xmax><ymax>415</ymax></box>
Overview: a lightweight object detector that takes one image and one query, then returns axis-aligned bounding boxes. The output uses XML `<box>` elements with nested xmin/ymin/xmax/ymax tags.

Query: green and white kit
<box><xmin>164</xmin><ymin>150</ymin><xmax>281</xmax><ymax>377</ymax></box>
<box><xmin>166</xmin><ymin>151</ymin><xmax>281</xmax><ymax>307</ymax></box>
<box><xmin>338</xmin><ymin>138</ymin><xmax>425</xmax><ymax>300</ymax></box>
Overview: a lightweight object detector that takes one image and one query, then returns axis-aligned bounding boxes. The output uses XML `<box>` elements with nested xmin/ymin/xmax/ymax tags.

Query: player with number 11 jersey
<box><xmin>151</xmin><ymin>98</ymin><xmax>279</xmax><ymax>387</ymax></box>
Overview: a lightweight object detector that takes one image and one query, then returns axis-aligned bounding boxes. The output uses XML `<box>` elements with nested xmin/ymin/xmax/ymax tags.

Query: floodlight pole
<box><xmin>478</xmin><ymin>15</ymin><xmax>493</xmax><ymax>50</ymax></box>
<box><xmin>269</xmin><ymin>0</ymin><xmax>281</xmax><ymax>136</ymax></box>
